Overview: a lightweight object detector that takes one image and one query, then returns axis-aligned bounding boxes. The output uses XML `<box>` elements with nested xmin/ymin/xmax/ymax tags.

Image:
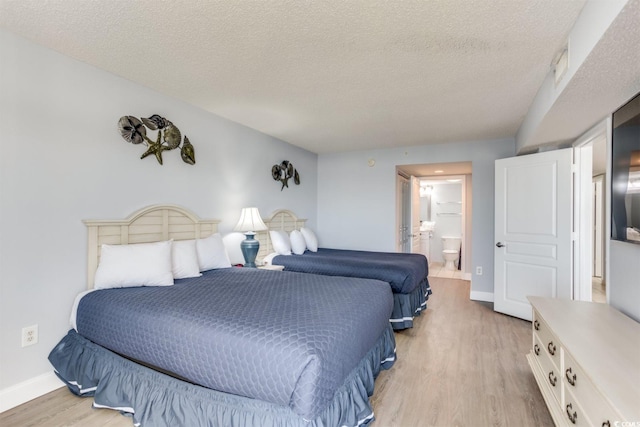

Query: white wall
<box><xmin>317</xmin><ymin>138</ymin><xmax>515</xmax><ymax>296</ymax></box>
<box><xmin>0</xmin><ymin>29</ymin><xmax>318</xmax><ymax>401</ymax></box>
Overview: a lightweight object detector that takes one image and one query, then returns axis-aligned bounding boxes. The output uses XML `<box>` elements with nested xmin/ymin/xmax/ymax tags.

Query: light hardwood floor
<box><xmin>0</xmin><ymin>277</ymin><xmax>552</xmax><ymax>427</ymax></box>
<box><xmin>370</xmin><ymin>277</ymin><xmax>552</xmax><ymax>426</ymax></box>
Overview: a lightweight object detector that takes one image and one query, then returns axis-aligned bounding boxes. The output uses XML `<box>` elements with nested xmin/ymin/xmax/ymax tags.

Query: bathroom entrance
<box><xmin>421</xmin><ymin>177</ymin><xmax>464</xmax><ymax>270</ymax></box>
<box><xmin>396</xmin><ymin>162</ymin><xmax>472</xmax><ymax>280</ymax></box>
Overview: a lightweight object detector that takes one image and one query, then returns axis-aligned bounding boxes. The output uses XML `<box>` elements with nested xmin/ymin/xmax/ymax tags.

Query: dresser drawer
<box><xmin>564</xmin><ymin>386</ymin><xmax>592</xmax><ymax>427</ymax></box>
<box><xmin>532</xmin><ymin>333</ymin><xmax>562</xmax><ymax>405</ymax></box>
<box><xmin>563</xmin><ymin>349</ymin><xmax>621</xmax><ymax>427</ymax></box>
<box><xmin>533</xmin><ymin>310</ymin><xmax>561</xmax><ymax>369</ymax></box>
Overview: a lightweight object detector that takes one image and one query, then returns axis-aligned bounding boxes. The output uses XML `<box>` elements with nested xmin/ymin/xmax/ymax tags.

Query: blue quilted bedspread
<box><xmin>75</xmin><ymin>268</ymin><xmax>394</xmax><ymax>420</ymax></box>
<box><xmin>272</xmin><ymin>248</ymin><xmax>428</xmax><ymax>294</ymax></box>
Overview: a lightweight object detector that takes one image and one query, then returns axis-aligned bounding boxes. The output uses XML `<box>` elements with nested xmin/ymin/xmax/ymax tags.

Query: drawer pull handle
<box><xmin>565</xmin><ymin>367</ymin><xmax>577</xmax><ymax>386</ymax></box>
<box><xmin>534</xmin><ymin>344</ymin><xmax>540</xmax><ymax>356</ymax></box>
<box><xmin>548</xmin><ymin>371</ymin><xmax>557</xmax><ymax>387</ymax></box>
<box><xmin>547</xmin><ymin>341</ymin><xmax>556</xmax><ymax>356</ymax></box>
<box><xmin>566</xmin><ymin>403</ymin><xmax>577</xmax><ymax>424</ymax></box>
<box><xmin>602</xmin><ymin>422</ymin><xmax>611</xmax><ymax>427</ymax></box>
<box><xmin>534</xmin><ymin>320</ymin><xmax>540</xmax><ymax>330</ymax></box>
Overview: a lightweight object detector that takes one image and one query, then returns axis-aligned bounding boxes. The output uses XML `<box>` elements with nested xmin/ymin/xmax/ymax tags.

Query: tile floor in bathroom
<box><xmin>428</xmin><ymin>262</ymin><xmax>465</xmax><ymax>279</ymax></box>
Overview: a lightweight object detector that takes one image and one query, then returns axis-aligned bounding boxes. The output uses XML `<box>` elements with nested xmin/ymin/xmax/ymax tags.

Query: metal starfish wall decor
<box><xmin>117</xmin><ymin>114</ymin><xmax>195</xmax><ymax>165</ymax></box>
<box><xmin>272</xmin><ymin>160</ymin><xmax>300</xmax><ymax>190</ymax></box>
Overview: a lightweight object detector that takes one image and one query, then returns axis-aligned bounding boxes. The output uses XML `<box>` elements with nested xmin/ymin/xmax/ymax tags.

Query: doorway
<box><xmin>575</xmin><ymin>124</ymin><xmax>608</xmax><ymax>303</ymax></box>
<box><xmin>396</xmin><ymin>162</ymin><xmax>472</xmax><ymax>280</ymax></box>
<box><xmin>420</xmin><ymin>176</ymin><xmax>464</xmax><ymax>277</ymax></box>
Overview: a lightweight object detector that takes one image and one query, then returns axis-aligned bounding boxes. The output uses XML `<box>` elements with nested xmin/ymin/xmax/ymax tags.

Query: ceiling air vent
<box><xmin>553</xmin><ymin>43</ymin><xmax>569</xmax><ymax>86</ymax></box>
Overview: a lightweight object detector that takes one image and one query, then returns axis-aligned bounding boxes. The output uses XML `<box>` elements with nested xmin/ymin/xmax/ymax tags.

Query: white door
<box><xmin>494</xmin><ymin>149</ymin><xmax>574</xmax><ymax>321</ymax></box>
<box><xmin>410</xmin><ymin>176</ymin><xmax>421</xmax><ymax>253</ymax></box>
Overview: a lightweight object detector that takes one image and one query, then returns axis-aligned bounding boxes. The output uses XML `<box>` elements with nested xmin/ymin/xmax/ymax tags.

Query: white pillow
<box><xmin>222</xmin><ymin>232</ymin><xmax>247</xmax><ymax>265</ymax></box>
<box><xmin>290</xmin><ymin>230</ymin><xmax>306</xmax><ymax>255</ymax></box>
<box><xmin>196</xmin><ymin>233</ymin><xmax>232</xmax><ymax>271</ymax></box>
<box><xmin>94</xmin><ymin>240</ymin><xmax>174</xmax><ymax>289</ymax></box>
<box><xmin>300</xmin><ymin>227</ymin><xmax>318</xmax><ymax>252</ymax></box>
<box><xmin>270</xmin><ymin>230</ymin><xmax>292</xmax><ymax>255</ymax></box>
<box><xmin>171</xmin><ymin>240</ymin><xmax>202</xmax><ymax>279</ymax></box>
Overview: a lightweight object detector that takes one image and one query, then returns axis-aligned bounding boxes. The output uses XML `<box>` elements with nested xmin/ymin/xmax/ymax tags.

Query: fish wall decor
<box><xmin>117</xmin><ymin>114</ymin><xmax>195</xmax><ymax>165</ymax></box>
<box><xmin>272</xmin><ymin>160</ymin><xmax>300</xmax><ymax>190</ymax></box>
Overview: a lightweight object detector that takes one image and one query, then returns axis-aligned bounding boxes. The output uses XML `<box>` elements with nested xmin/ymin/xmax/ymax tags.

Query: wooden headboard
<box><xmin>83</xmin><ymin>204</ymin><xmax>220</xmax><ymax>288</ymax></box>
<box><xmin>256</xmin><ymin>209</ymin><xmax>307</xmax><ymax>261</ymax></box>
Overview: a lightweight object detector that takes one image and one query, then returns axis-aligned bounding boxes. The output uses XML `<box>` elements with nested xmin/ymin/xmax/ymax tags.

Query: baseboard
<box><xmin>0</xmin><ymin>372</ymin><xmax>64</xmax><ymax>413</ymax></box>
<box><xmin>470</xmin><ymin>290</ymin><xmax>494</xmax><ymax>302</ymax></box>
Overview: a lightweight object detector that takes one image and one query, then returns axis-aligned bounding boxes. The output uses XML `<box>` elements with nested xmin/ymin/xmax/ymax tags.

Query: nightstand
<box><xmin>258</xmin><ymin>264</ymin><xmax>285</xmax><ymax>271</ymax></box>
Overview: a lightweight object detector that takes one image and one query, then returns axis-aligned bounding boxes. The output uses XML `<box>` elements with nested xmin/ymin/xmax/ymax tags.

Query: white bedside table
<box><xmin>258</xmin><ymin>264</ymin><xmax>285</xmax><ymax>271</ymax></box>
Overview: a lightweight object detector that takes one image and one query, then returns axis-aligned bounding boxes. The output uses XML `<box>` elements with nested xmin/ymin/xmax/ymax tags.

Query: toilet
<box><xmin>441</xmin><ymin>236</ymin><xmax>461</xmax><ymax>270</ymax></box>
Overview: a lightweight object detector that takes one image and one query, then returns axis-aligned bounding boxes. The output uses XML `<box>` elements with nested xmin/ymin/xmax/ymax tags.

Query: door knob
<box><xmin>496</xmin><ymin>242</ymin><xmax>505</xmax><ymax>248</ymax></box>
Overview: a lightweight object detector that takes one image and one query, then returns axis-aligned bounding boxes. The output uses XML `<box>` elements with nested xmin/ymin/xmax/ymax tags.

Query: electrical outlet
<box><xmin>22</xmin><ymin>324</ymin><xmax>38</xmax><ymax>347</ymax></box>
<box><xmin>476</xmin><ymin>266</ymin><xmax>483</xmax><ymax>276</ymax></box>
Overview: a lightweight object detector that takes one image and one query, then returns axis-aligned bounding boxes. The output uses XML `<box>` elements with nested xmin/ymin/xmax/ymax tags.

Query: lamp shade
<box><xmin>234</xmin><ymin>207</ymin><xmax>267</xmax><ymax>268</ymax></box>
<box><xmin>233</xmin><ymin>207</ymin><xmax>268</xmax><ymax>232</ymax></box>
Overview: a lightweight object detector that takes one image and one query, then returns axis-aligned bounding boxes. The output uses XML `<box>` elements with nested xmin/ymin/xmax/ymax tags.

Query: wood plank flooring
<box><xmin>370</xmin><ymin>277</ymin><xmax>552</xmax><ymax>426</ymax></box>
<box><xmin>0</xmin><ymin>277</ymin><xmax>552</xmax><ymax>427</ymax></box>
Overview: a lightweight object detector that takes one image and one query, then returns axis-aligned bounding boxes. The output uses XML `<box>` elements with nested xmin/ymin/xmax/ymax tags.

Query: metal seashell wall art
<box><xmin>117</xmin><ymin>114</ymin><xmax>195</xmax><ymax>165</ymax></box>
<box><xmin>272</xmin><ymin>160</ymin><xmax>300</xmax><ymax>190</ymax></box>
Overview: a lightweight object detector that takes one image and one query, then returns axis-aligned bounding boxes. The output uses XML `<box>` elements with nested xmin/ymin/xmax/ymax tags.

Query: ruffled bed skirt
<box><xmin>389</xmin><ymin>278</ymin><xmax>432</xmax><ymax>330</ymax></box>
<box><xmin>48</xmin><ymin>325</ymin><xmax>396</xmax><ymax>427</ymax></box>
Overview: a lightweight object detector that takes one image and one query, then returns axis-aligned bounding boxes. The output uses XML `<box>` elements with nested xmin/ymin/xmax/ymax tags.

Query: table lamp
<box><xmin>233</xmin><ymin>207</ymin><xmax>268</xmax><ymax>267</ymax></box>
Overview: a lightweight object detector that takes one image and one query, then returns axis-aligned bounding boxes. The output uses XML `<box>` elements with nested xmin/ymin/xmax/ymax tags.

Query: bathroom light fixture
<box><xmin>434</xmin><ymin>170</ymin><xmax>444</xmax><ymax>174</ymax></box>
<box><xmin>233</xmin><ymin>207</ymin><xmax>268</xmax><ymax>268</ymax></box>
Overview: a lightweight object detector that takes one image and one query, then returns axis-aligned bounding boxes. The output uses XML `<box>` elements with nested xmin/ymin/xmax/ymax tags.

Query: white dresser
<box><xmin>527</xmin><ymin>297</ymin><xmax>640</xmax><ymax>427</ymax></box>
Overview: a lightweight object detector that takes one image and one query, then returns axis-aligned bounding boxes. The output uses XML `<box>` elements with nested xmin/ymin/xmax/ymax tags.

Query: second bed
<box><xmin>259</xmin><ymin>210</ymin><xmax>431</xmax><ymax>330</ymax></box>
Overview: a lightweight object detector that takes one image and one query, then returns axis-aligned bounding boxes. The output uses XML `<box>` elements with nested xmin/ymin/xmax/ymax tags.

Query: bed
<box><xmin>48</xmin><ymin>205</ymin><xmax>396</xmax><ymax>427</ymax></box>
<box><xmin>256</xmin><ymin>210</ymin><xmax>431</xmax><ymax>330</ymax></box>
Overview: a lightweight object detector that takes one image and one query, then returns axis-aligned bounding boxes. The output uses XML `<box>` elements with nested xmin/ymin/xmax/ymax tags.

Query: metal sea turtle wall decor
<box><xmin>117</xmin><ymin>114</ymin><xmax>195</xmax><ymax>165</ymax></box>
<box><xmin>272</xmin><ymin>160</ymin><xmax>300</xmax><ymax>191</ymax></box>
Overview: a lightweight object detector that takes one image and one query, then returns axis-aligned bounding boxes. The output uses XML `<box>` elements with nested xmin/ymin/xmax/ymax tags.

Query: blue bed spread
<box><xmin>70</xmin><ymin>268</ymin><xmax>394</xmax><ymax>420</ymax></box>
<box><xmin>272</xmin><ymin>248</ymin><xmax>429</xmax><ymax>294</ymax></box>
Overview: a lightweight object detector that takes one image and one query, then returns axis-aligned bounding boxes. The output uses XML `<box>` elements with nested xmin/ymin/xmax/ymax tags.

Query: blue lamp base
<box><xmin>240</xmin><ymin>232</ymin><xmax>260</xmax><ymax>268</ymax></box>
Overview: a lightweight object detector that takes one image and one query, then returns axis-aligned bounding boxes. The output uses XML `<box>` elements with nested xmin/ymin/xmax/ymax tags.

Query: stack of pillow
<box><xmin>94</xmin><ymin>234</ymin><xmax>232</xmax><ymax>289</ymax></box>
<box><xmin>269</xmin><ymin>227</ymin><xmax>318</xmax><ymax>256</ymax></box>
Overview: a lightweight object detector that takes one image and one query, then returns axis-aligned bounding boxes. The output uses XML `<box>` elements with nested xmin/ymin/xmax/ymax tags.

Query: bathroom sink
<box><xmin>420</xmin><ymin>221</ymin><xmax>436</xmax><ymax>232</ymax></box>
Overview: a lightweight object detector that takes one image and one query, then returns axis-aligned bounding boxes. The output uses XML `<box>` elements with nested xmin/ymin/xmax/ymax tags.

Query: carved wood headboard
<box><xmin>83</xmin><ymin>204</ymin><xmax>220</xmax><ymax>288</ymax></box>
<box><xmin>256</xmin><ymin>209</ymin><xmax>307</xmax><ymax>261</ymax></box>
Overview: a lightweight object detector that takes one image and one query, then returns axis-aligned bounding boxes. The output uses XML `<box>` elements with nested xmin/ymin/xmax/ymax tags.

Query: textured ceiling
<box><xmin>527</xmin><ymin>0</ymin><xmax>640</xmax><ymax>148</ymax></box>
<box><xmin>0</xmin><ymin>0</ymin><xmax>615</xmax><ymax>154</ymax></box>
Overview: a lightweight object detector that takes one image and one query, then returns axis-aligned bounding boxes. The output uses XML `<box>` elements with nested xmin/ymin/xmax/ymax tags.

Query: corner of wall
<box><xmin>0</xmin><ymin>372</ymin><xmax>64</xmax><ymax>413</ymax></box>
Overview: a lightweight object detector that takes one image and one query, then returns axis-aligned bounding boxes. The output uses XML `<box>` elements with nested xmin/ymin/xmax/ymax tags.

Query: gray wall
<box><xmin>317</xmin><ymin>138</ymin><xmax>515</xmax><ymax>296</ymax></box>
<box><xmin>609</xmin><ymin>241</ymin><xmax>640</xmax><ymax>321</ymax></box>
<box><xmin>0</xmin><ymin>29</ymin><xmax>318</xmax><ymax>391</ymax></box>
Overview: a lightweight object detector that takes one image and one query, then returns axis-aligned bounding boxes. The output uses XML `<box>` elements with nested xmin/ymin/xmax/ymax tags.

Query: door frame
<box><xmin>572</xmin><ymin>119</ymin><xmax>609</xmax><ymax>302</ymax></box>
<box><xmin>396</xmin><ymin>173</ymin><xmax>410</xmax><ymax>252</ymax></box>
<box><xmin>419</xmin><ymin>175</ymin><xmax>468</xmax><ymax>275</ymax></box>
<box><xmin>592</xmin><ymin>175</ymin><xmax>604</xmax><ymax>278</ymax></box>
<box><xmin>410</xmin><ymin>176</ymin><xmax>421</xmax><ymax>253</ymax></box>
